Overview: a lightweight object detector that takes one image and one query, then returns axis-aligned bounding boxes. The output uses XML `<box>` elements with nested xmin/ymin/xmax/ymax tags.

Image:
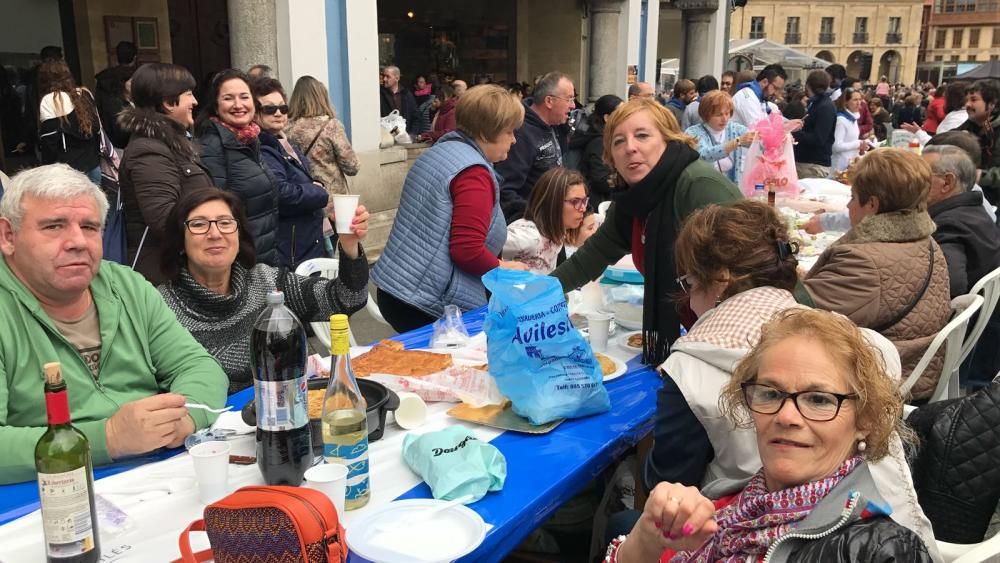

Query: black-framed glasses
<box><xmin>185</xmin><ymin>218</ymin><xmax>239</xmax><ymax>234</ymax></box>
<box><xmin>260</xmin><ymin>104</ymin><xmax>289</xmax><ymax>115</ymax></box>
<box><xmin>742</xmin><ymin>383</ymin><xmax>858</xmax><ymax>422</ymax></box>
<box><xmin>564</xmin><ymin>197</ymin><xmax>589</xmax><ymax>211</ymax></box>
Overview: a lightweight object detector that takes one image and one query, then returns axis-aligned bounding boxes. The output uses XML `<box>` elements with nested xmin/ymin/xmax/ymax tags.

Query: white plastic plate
<box><xmin>347</xmin><ymin>498</ymin><xmax>487</xmax><ymax>563</ymax></box>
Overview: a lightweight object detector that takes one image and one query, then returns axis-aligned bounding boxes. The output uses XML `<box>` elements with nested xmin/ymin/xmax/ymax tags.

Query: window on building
<box><xmin>992</xmin><ymin>54</ymin><xmax>999</xmax><ymax>61</ymax></box>
<box><xmin>967</xmin><ymin>54</ymin><xmax>978</xmax><ymax>62</ymax></box>
<box><xmin>820</xmin><ymin>17</ymin><xmax>835</xmax><ymax>43</ymax></box>
<box><xmin>940</xmin><ymin>0</ymin><xmax>978</xmax><ymax>11</ymax></box>
<box><xmin>951</xmin><ymin>55</ymin><xmax>960</xmax><ymax>61</ymax></box>
<box><xmin>785</xmin><ymin>17</ymin><xmax>801</xmax><ymax>43</ymax></box>
<box><xmin>935</xmin><ymin>29</ymin><xmax>947</xmax><ymax>48</ymax></box>
<box><xmin>888</xmin><ymin>17</ymin><xmax>902</xmax><ymax>34</ymax></box>
<box><xmin>969</xmin><ymin>28</ymin><xmax>980</xmax><ymax>47</ymax></box>
<box><xmin>886</xmin><ymin>17</ymin><xmax>903</xmax><ymax>43</ymax></box>
<box><xmin>750</xmin><ymin>16</ymin><xmax>766</xmax><ymax>39</ymax></box>
<box><xmin>952</xmin><ymin>28</ymin><xmax>964</xmax><ymax>48</ymax></box>
<box><xmin>854</xmin><ymin>17</ymin><xmax>869</xmax><ymax>43</ymax></box>
<box><xmin>993</xmin><ymin>26</ymin><xmax>1000</xmax><ymax>47</ymax></box>
<box><xmin>935</xmin><ymin>55</ymin><xmax>944</xmax><ymax>61</ymax></box>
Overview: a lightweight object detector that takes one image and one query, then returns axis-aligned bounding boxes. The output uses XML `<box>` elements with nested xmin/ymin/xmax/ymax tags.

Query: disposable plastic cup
<box><xmin>332</xmin><ymin>194</ymin><xmax>360</xmax><ymax>234</ymax></box>
<box><xmin>394</xmin><ymin>392</ymin><xmax>428</xmax><ymax>430</ymax></box>
<box><xmin>586</xmin><ymin>312</ymin><xmax>613</xmax><ymax>353</ymax></box>
<box><xmin>580</xmin><ymin>281</ymin><xmax>605</xmax><ymax>313</ymax></box>
<box><xmin>305</xmin><ymin>463</ymin><xmax>348</xmax><ymax>516</ymax></box>
<box><xmin>189</xmin><ymin>441</ymin><xmax>231</xmax><ymax>504</ymax></box>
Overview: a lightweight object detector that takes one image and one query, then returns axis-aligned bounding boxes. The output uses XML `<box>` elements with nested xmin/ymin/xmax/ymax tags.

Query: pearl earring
<box><xmin>857</xmin><ymin>440</ymin><xmax>867</xmax><ymax>453</ymax></box>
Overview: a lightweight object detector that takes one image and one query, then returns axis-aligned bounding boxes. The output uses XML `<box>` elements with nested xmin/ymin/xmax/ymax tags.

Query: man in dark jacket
<box><xmin>793</xmin><ymin>70</ymin><xmax>836</xmax><ymax>179</ymax></box>
<box><xmin>565</xmin><ymin>94</ymin><xmax>622</xmax><ymax>208</ymax></box>
<box><xmin>957</xmin><ymin>79</ymin><xmax>1000</xmax><ymax>206</ymax></box>
<box><xmin>94</xmin><ymin>41</ymin><xmax>137</xmax><ymax>148</ymax></box>
<box><xmin>379</xmin><ymin>65</ymin><xmax>418</xmax><ymax>136</ymax></box>
<box><xmin>923</xmin><ymin>145</ymin><xmax>1000</xmax><ymax>297</ymax></box>
<box><xmin>496</xmin><ymin>71</ymin><xmax>575</xmax><ymax>222</ymax></box>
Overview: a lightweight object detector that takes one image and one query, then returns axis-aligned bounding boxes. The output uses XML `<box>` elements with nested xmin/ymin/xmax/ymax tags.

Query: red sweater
<box><xmin>924</xmin><ymin>97</ymin><xmax>946</xmax><ymax>134</ymax></box>
<box><xmin>449</xmin><ymin>165</ymin><xmax>500</xmax><ymax>276</ymax></box>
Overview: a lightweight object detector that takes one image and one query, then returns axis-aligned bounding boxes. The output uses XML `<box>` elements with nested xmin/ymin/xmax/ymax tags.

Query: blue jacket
<box><xmin>792</xmin><ymin>93</ymin><xmax>836</xmax><ymax>167</ymax></box>
<box><xmin>685</xmin><ymin>121</ymin><xmax>748</xmax><ymax>184</ymax></box>
<box><xmin>258</xmin><ymin>131</ymin><xmax>329</xmax><ymax>269</ymax></box>
<box><xmin>372</xmin><ymin>131</ymin><xmax>507</xmax><ymax>317</ymax></box>
<box><xmin>495</xmin><ymin>102</ymin><xmax>562</xmax><ymax>222</ymax></box>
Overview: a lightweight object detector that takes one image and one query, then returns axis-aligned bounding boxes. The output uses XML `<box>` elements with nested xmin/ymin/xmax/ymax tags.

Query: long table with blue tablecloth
<box><xmin>0</xmin><ymin>305</ymin><xmax>660</xmax><ymax>562</ymax></box>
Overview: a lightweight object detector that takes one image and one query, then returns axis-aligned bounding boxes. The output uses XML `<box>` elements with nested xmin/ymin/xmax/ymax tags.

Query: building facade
<box><xmin>732</xmin><ymin>0</ymin><xmax>924</xmax><ymax>84</ymax></box>
<box><xmin>917</xmin><ymin>0</ymin><xmax>1000</xmax><ymax>84</ymax></box>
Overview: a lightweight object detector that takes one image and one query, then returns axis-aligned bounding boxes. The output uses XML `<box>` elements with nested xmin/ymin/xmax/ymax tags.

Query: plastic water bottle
<box><xmin>322</xmin><ymin>314</ymin><xmax>370</xmax><ymax>510</ymax></box>
<box><xmin>753</xmin><ymin>183</ymin><xmax>766</xmax><ymax>202</ymax></box>
<box><xmin>251</xmin><ymin>291</ymin><xmax>312</xmax><ymax>486</ymax></box>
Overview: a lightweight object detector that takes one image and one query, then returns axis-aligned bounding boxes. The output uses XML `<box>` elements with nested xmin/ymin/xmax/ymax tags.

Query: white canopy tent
<box><xmin>728</xmin><ymin>39</ymin><xmax>830</xmax><ymax>82</ymax></box>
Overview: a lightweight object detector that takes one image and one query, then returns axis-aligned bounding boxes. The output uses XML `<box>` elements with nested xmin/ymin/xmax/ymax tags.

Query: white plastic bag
<box><xmin>380</xmin><ymin>109</ymin><xmax>410</xmax><ymax>144</ymax></box>
<box><xmin>368</xmin><ymin>366</ymin><xmax>506</xmax><ymax>407</ymax></box>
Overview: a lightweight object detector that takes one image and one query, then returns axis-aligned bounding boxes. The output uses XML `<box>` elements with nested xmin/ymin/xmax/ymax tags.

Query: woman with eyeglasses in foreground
<box><xmin>252</xmin><ymin>77</ymin><xmax>330</xmax><ymax>269</ymax></box>
<box><xmin>607</xmin><ymin>309</ymin><xmax>933</xmax><ymax>563</ymax></box>
<box><xmin>158</xmin><ymin>187</ymin><xmax>369</xmax><ymax>393</ymax></box>
<box><xmin>501</xmin><ymin>167</ymin><xmax>594</xmax><ymax>274</ymax></box>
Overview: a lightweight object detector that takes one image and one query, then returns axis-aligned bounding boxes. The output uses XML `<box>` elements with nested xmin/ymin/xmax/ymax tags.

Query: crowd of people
<box><xmin>1</xmin><ymin>42</ymin><xmax>999</xmax><ymax>562</ymax></box>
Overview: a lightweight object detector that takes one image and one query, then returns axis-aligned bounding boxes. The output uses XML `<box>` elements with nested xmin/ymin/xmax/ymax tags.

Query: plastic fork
<box><xmin>184</xmin><ymin>402</ymin><xmax>233</xmax><ymax>414</ymax></box>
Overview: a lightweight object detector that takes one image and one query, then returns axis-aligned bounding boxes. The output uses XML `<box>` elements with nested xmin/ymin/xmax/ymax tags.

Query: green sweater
<box><xmin>0</xmin><ymin>258</ymin><xmax>228</xmax><ymax>484</ymax></box>
<box><xmin>552</xmin><ymin>158</ymin><xmax>743</xmax><ymax>290</ymax></box>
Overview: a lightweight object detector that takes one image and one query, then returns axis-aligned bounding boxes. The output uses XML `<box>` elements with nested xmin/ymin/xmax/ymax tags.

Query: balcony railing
<box><xmin>785</xmin><ymin>33</ymin><xmax>801</xmax><ymax>44</ymax></box>
<box><xmin>819</xmin><ymin>32</ymin><xmax>836</xmax><ymax>44</ymax></box>
<box><xmin>886</xmin><ymin>32</ymin><xmax>903</xmax><ymax>44</ymax></box>
<box><xmin>749</xmin><ymin>31</ymin><xmax>766</xmax><ymax>39</ymax></box>
<box><xmin>853</xmin><ymin>32</ymin><xmax>869</xmax><ymax>44</ymax></box>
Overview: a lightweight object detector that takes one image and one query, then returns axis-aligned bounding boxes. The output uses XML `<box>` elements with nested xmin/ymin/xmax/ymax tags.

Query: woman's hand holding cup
<box><xmin>331</xmin><ymin>204</ymin><xmax>369</xmax><ymax>259</ymax></box>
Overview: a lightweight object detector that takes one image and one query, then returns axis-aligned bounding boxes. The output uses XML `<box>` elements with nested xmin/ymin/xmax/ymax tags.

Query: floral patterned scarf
<box><xmin>211</xmin><ymin>116</ymin><xmax>260</xmax><ymax>145</ymax></box>
<box><xmin>672</xmin><ymin>455</ymin><xmax>862</xmax><ymax>562</ymax></box>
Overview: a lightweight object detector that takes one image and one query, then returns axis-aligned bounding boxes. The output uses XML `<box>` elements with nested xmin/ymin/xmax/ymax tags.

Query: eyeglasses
<box><xmin>260</xmin><ymin>104</ymin><xmax>289</xmax><ymax>115</ymax></box>
<box><xmin>548</xmin><ymin>94</ymin><xmax>575</xmax><ymax>104</ymax></box>
<box><xmin>564</xmin><ymin>197</ymin><xmax>589</xmax><ymax>211</ymax></box>
<box><xmin>742</xmin><ymin>382</ymin><xmax>858</xmax><ymax>422</ymax></box>
<box><xmin>185</xmin><ymin>218</ymin><xmax>239</xmax><ymax>234</ymax></box>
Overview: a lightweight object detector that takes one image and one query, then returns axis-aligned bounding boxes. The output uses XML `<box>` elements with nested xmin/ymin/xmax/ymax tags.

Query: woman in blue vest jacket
<box><xmin>372</xmin><ymin>85</ymin><xmax>530</xmax><ymax>333</ymax></box>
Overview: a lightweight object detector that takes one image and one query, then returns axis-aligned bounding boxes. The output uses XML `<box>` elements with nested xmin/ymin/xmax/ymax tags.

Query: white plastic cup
<box><xmin>394</xmin><ymin>392</ymin><xmax>428</xmax><ymax>430</ymax></box>
<box><xmin>586</xmin><ymin>312</ymin><xmax>613</xmax><ymax>353</ymax></box>
<box><xmin>304</xmin><ymin>463</ymin><xmax>348</xmax><ymax>516</ymax></box>
<box><xmin>580</xmin><ymin>281</ymin><xmax>605</xmax><ymax>313</ymax></box>
<box><xmin>189</xmin><ymin>441</ymin><xmax>231</xmax><ymax>504</ymax></box>
<box><xmin>332</xmin><ymin>194</ymin><xmax>360</xmax><ymax>234</ymax></box>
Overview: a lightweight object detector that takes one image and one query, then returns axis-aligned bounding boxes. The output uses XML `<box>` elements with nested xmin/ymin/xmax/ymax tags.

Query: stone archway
<box><xmin>846</xmin><ymin>50</ymin><xmax>873</xmax><ymax>81</ymax></box>
<box><xmin>878</xmin><ymin>50</ymin><xmax>902</xmax><ymax>84</ymax></box>
<box><xmin>816</xmin><ymin>50</ymin><xmax>835</xmax><ymax>63</ymax></box>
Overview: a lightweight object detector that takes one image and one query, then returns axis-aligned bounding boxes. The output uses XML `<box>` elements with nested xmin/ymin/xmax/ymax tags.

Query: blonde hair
<box><xmin>455</xmin><ymin>84</ymin><xmax>524</xmax><ymax>142</ymax></box>
<box><xmin>288</xmin><ymin>76</ymin><xmax>338</xmax><ymax>121</ymax></box>
<box><xmin>850</xmin><ymin>148</ymin><xmax>931</xmax><ymax>213</ymax></box>
<box><xmin>602</xmin><ymin>98</ymin><xmax>698</xmax><ymax>168</ymax></box>
<box><xmin>698</xmin><ymin>90</ymin><xmax>735</xmax><ymax>123</ymax></box>
<box><xmin>719</xmin><ymin>308</ymin><xmax>908</xmax><ymax>462</ymax></box>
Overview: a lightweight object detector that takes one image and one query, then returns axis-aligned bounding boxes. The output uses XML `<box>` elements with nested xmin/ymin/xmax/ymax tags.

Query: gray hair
<box><xmin>533</xmin><ymin>71</ymin><xmax>572</xmax><ymax>100</ymax></box>
<box><xmin>383</xmin><ymin>65</ymin><xmax>400</xmax><ymax>78</ymax></box>
<box><xmin>923</xmin><ymin>145</ymin><xmax>976</xmax><ymax>193</ymax></box>
<box><xmin>0</xmin><ymin>164</ymin><xmax>109</xmax><ymax>230</ymax></box>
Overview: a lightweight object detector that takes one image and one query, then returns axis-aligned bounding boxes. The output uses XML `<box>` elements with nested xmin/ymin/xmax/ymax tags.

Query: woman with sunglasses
<box><xmin>607</xmin><ymin>309</ymin><xmax>934</xmax><ymax>563</ymax></box>
<box><xmin>158</xmin><ymin>187</ymin><xmax>369</xmax><ymax>393</ymax></box>
<box><xmin>502</xmin><ymin>167</ymin><xmax>593</xmax><ymax>274</ymax></box>
<box><xmin>195</xmin><ymin>69</ymin><xmax>280</xmax><ymax>266</ymax></box>
<box><xmin>252</xmin><ymin>77</ymin><xmax>330</xmax><ymax>269</ymax></box>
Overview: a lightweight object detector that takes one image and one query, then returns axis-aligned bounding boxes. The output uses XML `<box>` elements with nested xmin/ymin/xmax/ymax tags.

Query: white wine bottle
<box><xmin>321</xmin><ymin>314</ymin><xmax>370</xmax><ymax>510</ymax></box>
<box><xmin>35</xmin><ymin>362</ymin><xmax>100</xmax><ymax>563</ymax></box>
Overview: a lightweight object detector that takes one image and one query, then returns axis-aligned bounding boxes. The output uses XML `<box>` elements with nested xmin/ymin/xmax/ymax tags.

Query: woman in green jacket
<box><xmin>551</xmin><ymin>99</ymin><xmax>742</xmax><ymax>365</ymax></box>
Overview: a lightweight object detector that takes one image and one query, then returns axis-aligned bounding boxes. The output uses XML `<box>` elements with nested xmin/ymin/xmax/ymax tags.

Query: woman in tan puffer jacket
<box><xmin>804</xmin><ymin>148</ymin><xmax>951</xmax><ymax>401</ymax></box>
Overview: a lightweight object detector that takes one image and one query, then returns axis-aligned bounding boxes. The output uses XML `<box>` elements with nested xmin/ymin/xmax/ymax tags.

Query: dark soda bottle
<box><xmin>250</xmin><ymin>291</ymin><xmax>312</xmax><ymax>486</ymax></box>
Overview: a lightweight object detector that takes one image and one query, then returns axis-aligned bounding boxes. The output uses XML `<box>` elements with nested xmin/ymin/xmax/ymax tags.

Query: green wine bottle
<box><xmin>35</xmin><ymin>362</ymin><xmax>100</xmax><ymax>563</ymax></box>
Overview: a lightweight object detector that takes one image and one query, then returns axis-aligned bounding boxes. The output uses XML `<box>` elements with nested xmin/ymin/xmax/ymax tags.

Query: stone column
<box><xmin>227</xmin><ymin>0</ymin><xmax>279</xmax><ymax>72</ymax></box>
<box><xmin>674</xmin><ymin>0</ymin><xmax>720</xmax><ymax>79</ymax></box>
<box><xmin>589</xmin><ymin>0</ymin><xmax>625</xmax><ymax>102</ymax></box>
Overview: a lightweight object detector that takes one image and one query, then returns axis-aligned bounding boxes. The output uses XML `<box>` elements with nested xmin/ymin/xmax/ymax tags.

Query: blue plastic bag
<box><xmin>482</xmin><ymin>268</ymin><xmax>611</xmax><ymax>425</ymax></box>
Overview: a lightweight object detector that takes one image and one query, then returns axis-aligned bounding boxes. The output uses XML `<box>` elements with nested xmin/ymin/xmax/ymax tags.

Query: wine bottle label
<box><xmin>256</xmin><ymin>377</ymin><xmax>309</xmax><ymax>431</ymax></box>
<box><xmin>325</xmin><ymin>439</ymin><xmax>370</xmax><ymax>502</ymax></box>
<box><xmin>37</xmin><ymin>467</ymin><xmax>96</xmax><ymax>557</ymax></box>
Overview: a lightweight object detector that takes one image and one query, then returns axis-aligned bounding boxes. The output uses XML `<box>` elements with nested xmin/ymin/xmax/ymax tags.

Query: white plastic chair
<box><xmin>953</xmin><ymin>266</ymin><xmax>1000</xmax><ymax>379</ymax></box>
<box><xmin>938</xmin><ymin>531</ymin><xmax>1000</xmax><ymax>562</ymax></box>
<box><xmin>900</xmin><ymin>294</ymin><xmax>985</xmax><ymax>403</ymax></box>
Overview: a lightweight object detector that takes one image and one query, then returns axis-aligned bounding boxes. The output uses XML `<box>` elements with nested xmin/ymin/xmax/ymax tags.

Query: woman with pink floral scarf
<box><xmin>606</xmin><ymin>309</ymin><xmax>933</xmax><ymax>563</ymax></box>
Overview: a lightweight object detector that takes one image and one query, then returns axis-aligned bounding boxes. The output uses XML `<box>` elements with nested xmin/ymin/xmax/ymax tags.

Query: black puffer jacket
<box><xmin>908</xmin><ymin>378</ymin><xmax>1000</xmax><ymax>543</ymax></box>
<box><xmin>785</xmin><ymin>517</ymin><xmax>932</xmax><ymax>562</ymax></box>
<box><xmin>197</xmin><ymin>120</ymin><xmax>279</xmax><ymax>266</ymax></box>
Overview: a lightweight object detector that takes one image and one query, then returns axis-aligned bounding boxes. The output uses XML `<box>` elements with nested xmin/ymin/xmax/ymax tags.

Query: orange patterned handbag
<box><xmin>175</xmin><ymin>485</ymin><xmax>347</xmax><ymax>563</ymax></box>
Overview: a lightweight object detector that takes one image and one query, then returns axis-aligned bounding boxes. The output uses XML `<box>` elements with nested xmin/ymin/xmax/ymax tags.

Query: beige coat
<box><xmin>804</xmin><ymin>210</ymin><xmax>951</xmax><ymax>400</ymax></box>
<box><xmin>285</xmin><ymin>115</ymin><xmax>359</xmax><ymax>207</ymax></box>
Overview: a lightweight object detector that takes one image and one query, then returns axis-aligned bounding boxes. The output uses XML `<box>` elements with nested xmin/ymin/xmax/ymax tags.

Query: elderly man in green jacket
<box><xmin>0</xmin><ymin>164</ymin><xmax>228</xmax><ymax>484</ymax></box>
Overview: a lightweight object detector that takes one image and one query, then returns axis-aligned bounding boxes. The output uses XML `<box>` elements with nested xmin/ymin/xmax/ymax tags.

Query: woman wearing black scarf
<box><xmin>552</xmin><ymin>99</ymin><xmax>742</xmax><ymax>365</ymax></box>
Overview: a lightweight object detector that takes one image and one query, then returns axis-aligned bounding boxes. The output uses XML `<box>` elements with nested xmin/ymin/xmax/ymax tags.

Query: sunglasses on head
<box><xmin>260</xmin><ymin>104</ymin><xmax>289</xmax><ymax>115</ymax></box>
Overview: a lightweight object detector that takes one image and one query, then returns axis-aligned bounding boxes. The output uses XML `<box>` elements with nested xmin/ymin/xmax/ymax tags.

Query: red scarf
<box><xmin>211</xmin><ymin>117</ymin><xmax>260</xmax><ymax>145</ymax></box>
